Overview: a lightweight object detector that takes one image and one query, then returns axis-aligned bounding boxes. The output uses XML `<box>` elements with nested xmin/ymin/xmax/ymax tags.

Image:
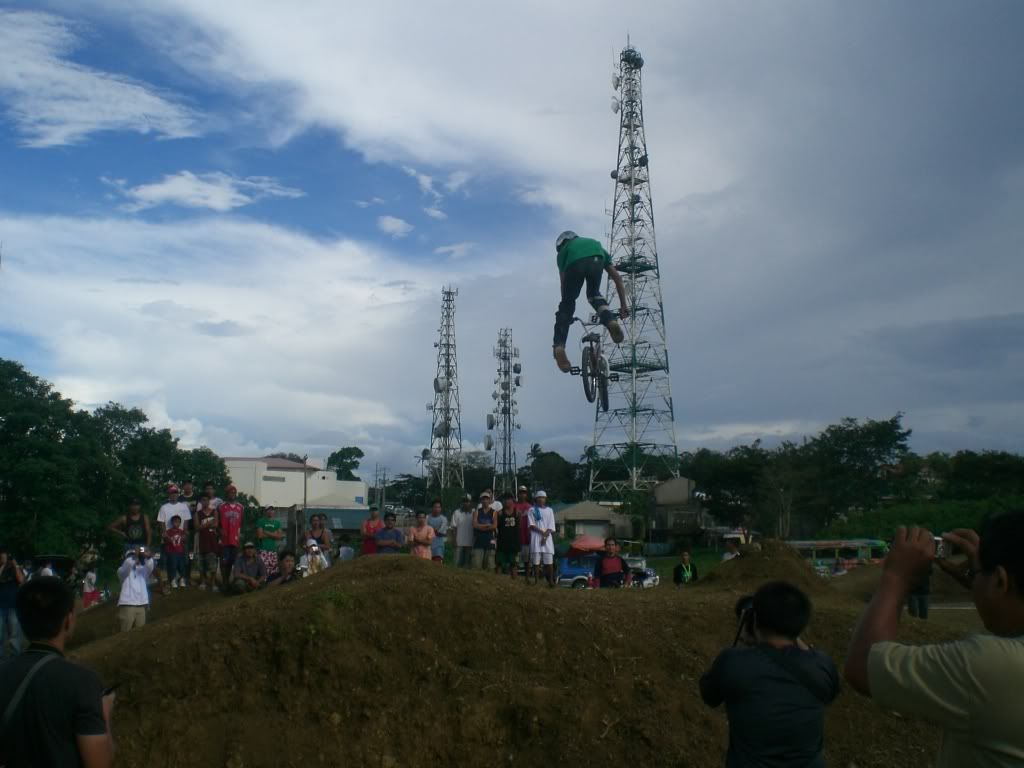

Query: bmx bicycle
<box><xmin>569</xmin><ymin>315</ymin><xmax>620</xmax><ymax>412</ymax></box>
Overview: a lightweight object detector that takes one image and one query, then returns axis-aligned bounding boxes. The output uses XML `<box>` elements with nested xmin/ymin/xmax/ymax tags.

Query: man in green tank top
<box><xmin>552</xmin><ymin>231</ymin><xmax>629</xmax><ymax>372</ymax></box>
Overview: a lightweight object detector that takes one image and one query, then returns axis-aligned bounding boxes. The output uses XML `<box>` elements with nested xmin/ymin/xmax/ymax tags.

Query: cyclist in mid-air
<box><xmin>552</xmin><ymin>231</ymin><xmax>629</xmax><ymax>372</ymax></box>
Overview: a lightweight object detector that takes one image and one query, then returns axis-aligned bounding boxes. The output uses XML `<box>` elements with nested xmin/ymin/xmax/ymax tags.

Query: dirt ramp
<box><xmin>700</xmin><ymin>540</ymin><xmax>829</xmax><ymax>596</ymax></box>
<box><xmin>71</xmin><ymin>556</ymin><xmax>956</xmax><ymax>768</ymax></box>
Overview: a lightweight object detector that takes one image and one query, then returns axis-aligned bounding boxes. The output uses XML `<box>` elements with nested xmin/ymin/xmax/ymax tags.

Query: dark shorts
<box><xmin>496</xmin><ymin>549</ymin><xmax>518</xmax><ymax>569</ymax></box>
<box><xmin>221</xmin><ymin>546</ymin><xmax>239</xmax><ymax>567</ymax></box>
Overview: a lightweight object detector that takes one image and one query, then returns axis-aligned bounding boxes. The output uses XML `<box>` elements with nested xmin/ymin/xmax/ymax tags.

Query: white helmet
<box><xmin>555</xmin><ymin>231</ymin><xmax>578</xmax><ymax>251</ymax></box>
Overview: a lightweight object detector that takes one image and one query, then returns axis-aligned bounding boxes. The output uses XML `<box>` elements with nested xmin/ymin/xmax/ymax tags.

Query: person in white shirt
<box><xmin>156</xmin><ymin>484</ymin><xmax>192</xmax><ymax>535</ymax></box>
<box><xmin>528</xmin><ymin>490</ymin><xmax>557</xmax><ymax>587</ymax></box>
<box><xmin>117</xmin><ymin>548</ymin><xmax>155</xmax><ymax>632</ymax></box>
<box><xmin>721</xmin><ymin>539</ymin><xmax>741</xmax><ymax>562</ymax></box>
<box><xmin>156</xmin><ymin>483</ymin><xmax>192</xmax><ymax>592</ymax></box>
<box><xmin>299</xmin><ymin>539</ymin><xmax>329</xmax><ymax>576</ymax></box>
<box><xmin>451</xmin><ymin>494</ymin><xmax>476</xmax><ymax>569</ymax></box>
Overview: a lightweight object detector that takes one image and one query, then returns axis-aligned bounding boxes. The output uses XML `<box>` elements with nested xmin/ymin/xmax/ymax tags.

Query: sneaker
<box><xmin>198</xmin><ymin>583</ymin><xmax>207</xmax><ymax>591</ymax></box>
<box><xmin>553</xmin><ymin>345</ymin><xmax>571</xmax><ymax>373</ymax></box>
<box><xmin>179</xmin><ymin>579</ymin><xmax>188</xmax><ymax>589</ymax></box>
<box><xmin>607</xmin><ymin>319</ymin><xmax>625</xmax><ymax>344</ymax></box>
<box><xmin>171</xmin><ymin>580</ymin><xmax>179</xmax><ymax>590</ymax></box>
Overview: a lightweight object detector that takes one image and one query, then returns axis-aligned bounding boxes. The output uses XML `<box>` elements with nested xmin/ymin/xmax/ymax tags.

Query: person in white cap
<box><xmin>299</xmin><ymin>539</ymin><xmax>329</xmax><ymax>576</ymax></box>
<box><xmin>528</xmin><ymin>491</ymin><xmax>557</xmax><ymax>586</ymax></box>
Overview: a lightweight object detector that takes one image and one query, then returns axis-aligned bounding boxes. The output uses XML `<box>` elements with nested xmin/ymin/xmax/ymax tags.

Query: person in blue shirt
<box><xmin>552</xmin><ymin>231</ymin><xmax>629</xmax><ymax>372</ymax></box>
<box><xmin>375</xmin><ymin>513</ymin><xmax>406</xmax><ymax>554</ymax></box>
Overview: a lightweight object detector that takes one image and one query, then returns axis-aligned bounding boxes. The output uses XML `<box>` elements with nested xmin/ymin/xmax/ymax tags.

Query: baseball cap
<box><xmin>463</xmin><ymin>494</ymin><xmax>473</xmax><ymax>501</ymax></box>
<box><xmin>243</xmin><ymin>541</ymin><xmax>255</xmax><ymax>548</ymax></box>
<box><xmin>534</xmin><ymin>490</ymin><xmax>548</xmax><ymax>499</ymax></box>
<box><xmin>518</xmin><ymin>485</ymin><xmax>528</xmax><ymax>492</ymax></box>
<box><xmin>305</xmin><ymin>538</ymin><xmax>318</xmax><ymax>547</ymax></box>
<box><xmin>479</xmin><ymin>491</ymin><xmax>492</xmax><ymax>499</ymax></box>
<box><xmin>491</xmin><ymin>501</ymin><xmax>503</xmax><ymax>512</ymax></box>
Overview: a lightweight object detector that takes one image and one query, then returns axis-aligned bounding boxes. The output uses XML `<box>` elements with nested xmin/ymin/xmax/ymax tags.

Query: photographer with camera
<box><xmin>299</xmin><ymin>539</ymin><xmax>329</xmax><ymax>576</ymax></box>
<box><xmin>700</xmin><ymin>581</ymin><xmax>840</xmax><ymax>768</ymax></box>
<box><xmin>117</xmin><ymin>547</ymin><xmax>155</xmax><ymax>633</ymax></box>
<box><xmin>844</xmin><ymin>514</ymin><xmax>1024</xmax><ymax>767</ymax></box>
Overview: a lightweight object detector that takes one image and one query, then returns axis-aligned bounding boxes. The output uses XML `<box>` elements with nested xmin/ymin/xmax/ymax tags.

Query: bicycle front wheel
<box><xmin>581</xmin><ymin>347</ymin><xmax>597</xmax><ymax>403</ymax></box>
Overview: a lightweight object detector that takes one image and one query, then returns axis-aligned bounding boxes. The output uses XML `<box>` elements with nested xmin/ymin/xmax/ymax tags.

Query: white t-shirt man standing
<box><xmin>528</xmin><ymin>491</ymin><xmax>557</xmax><ymax>586</ymax></box>
<box><xmin>156</xmin><ymin>485</ymin><xmax>192</xmax><ymax>534</ymax></box>
<box><xmin>451</xmin><ymin>495</ymin><xmax>476</xmax><ymax>569</ymax></box>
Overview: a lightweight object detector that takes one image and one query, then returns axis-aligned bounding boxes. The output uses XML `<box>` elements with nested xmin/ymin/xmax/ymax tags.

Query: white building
<box><xmin>224</xmin><ymin>457</ymin><xmax>369</xmax><ymax>509</ymax></box>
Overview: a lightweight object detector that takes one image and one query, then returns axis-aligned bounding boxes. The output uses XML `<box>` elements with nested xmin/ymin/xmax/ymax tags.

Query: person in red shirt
<box><xmin>163</xmin><ymin>515</ymin><xmax>189</xmax><ymax>589</ymax></box>
<box><xmin>515</xmin><ymin>486</ymin><xmax>533</xmax><ymax>579</ymax></box>
<box><xmin>593</xmin><ymin>537</ymin><xmax>633</xmax><ymax>589</ymax></box>
<box><xmin>218</xmin><ymin>484</ymin><xmax>245</xmax><ymax>587</ymax></box>
<box><xmin>195</xmin><ymin>496</ymin><xmax>221</xmax><ymax>591</ymax></box>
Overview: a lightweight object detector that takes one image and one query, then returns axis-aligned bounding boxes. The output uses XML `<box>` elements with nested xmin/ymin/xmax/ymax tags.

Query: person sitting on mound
<box><xmin>230</xmin><ymin>542</ymin><xmax>267</xmax><ymax>594</ymax></box>
<box><xmin>592</xmin><ymin>537</ymin><xmax>632</xmax><ymax>589</ymax></box>
<box><xmin>270</xmin><ymin>551</ymin><xmax>301</xmax><ymax>586</ymax></box>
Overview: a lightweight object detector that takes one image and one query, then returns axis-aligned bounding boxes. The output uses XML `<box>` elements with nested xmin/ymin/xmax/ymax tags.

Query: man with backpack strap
<box><xmin>0</xmin><ymin>577</ymin><xmax>114</xmax><ymax>768</ymax></box>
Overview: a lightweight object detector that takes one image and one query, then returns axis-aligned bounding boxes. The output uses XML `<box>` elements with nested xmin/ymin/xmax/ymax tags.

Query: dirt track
<box><xmin>66</xmin><ymin>545</ymin><xmax>979</xmax><ymax>768</ymax></box>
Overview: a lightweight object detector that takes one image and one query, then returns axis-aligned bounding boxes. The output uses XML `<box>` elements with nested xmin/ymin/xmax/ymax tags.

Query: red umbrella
<box><xmin>567</xmin><ymin>535</ymin><xmax>607</xmax><ymax>557</ymax></box>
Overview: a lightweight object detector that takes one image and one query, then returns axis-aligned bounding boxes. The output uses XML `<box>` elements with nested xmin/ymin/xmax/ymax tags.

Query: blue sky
<box><xmin>1</xmin><ymin>1</ymin><xmax>1022</xmax><ymax>478</ymax></box>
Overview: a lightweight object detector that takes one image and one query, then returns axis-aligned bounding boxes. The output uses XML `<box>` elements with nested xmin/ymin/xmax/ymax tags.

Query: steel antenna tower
<box><xmin>426</xmin><ymin>286</ymin><xmax>464</xmax><ymax>490</ymax></box>
<box><xmin>485</xmin><ymin>328</ymin><xmax>523</xmax><ymax>494</ymax></box>
<box><xmin>590</xmin><ymin>42</ymin><xmax>678</xmax><ymax>495</ymax></box>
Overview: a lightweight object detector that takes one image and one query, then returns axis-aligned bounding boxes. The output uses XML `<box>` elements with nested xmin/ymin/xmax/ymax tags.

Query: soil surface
<box><xmin>70</xmin><ymin>546</ymin><xmax>974</xmax><ymax>768</ymax></box>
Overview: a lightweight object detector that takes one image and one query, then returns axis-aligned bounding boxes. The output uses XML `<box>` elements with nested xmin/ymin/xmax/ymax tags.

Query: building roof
<box><xmin>223</xmin><ymin>456</ymin><xmax>321</xmax><ymax>472</ymax></box>
<box><xmin>555</xmin><ymin>501</ymin><xmax>622</xmax><ymax>522</ymax></box>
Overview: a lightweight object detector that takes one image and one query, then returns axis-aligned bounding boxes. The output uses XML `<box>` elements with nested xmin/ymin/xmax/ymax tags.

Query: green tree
<box><xmin>265</xmin><ymin>452</ymin><xmax>307</xmax><ymax>464</ymax></box>
<box><xmin>326</xmin><ymin>446</ymin><xmax>364</xmax><ymax>481</ymax></box>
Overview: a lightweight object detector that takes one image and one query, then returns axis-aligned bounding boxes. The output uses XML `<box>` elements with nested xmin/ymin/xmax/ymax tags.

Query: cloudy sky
<box><xmin>1</xmin><ymin>1</ymin><xmax>1022</xmax><ymax>477</ymax></box>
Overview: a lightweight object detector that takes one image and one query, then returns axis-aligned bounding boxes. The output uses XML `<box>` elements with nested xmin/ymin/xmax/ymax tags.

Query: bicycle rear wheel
<box><xmin>581</xmin><ymin>347</ymin><xmax>597</xmax><ymax>403</ymax></box>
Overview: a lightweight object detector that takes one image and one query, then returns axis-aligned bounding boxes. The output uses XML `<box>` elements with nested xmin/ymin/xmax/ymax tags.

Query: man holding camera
<box><xmin>844</xmin><ymin>514</ymin><xmax>1024</xmax><ymax>767</ymax></box>
<box><xmin>117</xmin><ymin>547</ymin><xmax>156</xmax><ymax>632</ymax></box>
<box><xmin>700</xmin><ymin>581</ymin><xmax>840</xmax><ymax>768</ymax></box>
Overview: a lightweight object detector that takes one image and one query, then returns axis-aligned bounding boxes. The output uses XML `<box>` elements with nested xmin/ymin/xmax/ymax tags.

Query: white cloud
<box><xmin>0</xmin><ymin>10</ymin><xmax>198</xmax><ymax>147</ymax></box>
<box><xmin>445</xmin><ymin>171</ymin><xmax>471</xmax><ymax>193</ymax></box>
<box><xmin>354</xmin><ymin>197</ymin><xmax>385</xmax><ymax>208</ymax></box>
<box><xmin>105</xmin><ymin>171</ymin><xmax>304</xmax><ymax>212</ymax></box>
<box><xmin>434</xmin><ymin>242</ymin><xmax>475</xmax><ymax>259</ymax></box>
<box><xmin>423</xmin><ymin>207</ymin><xmax>447</xmax><ymax>220</ymax></box>
<box><xmin>402</xmin><ymin>166</ymin><xmax>440</xmax><ymax>199</ymax></box>
<box><xmin>376</xmin><ymin>215</ymin><xmax>414</xmax><ymax>238</ymax></box>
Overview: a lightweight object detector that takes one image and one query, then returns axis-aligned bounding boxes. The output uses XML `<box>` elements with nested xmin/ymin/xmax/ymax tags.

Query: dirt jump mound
<box><xmin>72</xmin><ymin>557</ymin><xmax>954</xmax><ymax>768</ymax></box>
<box><xmin>700</xmin><ymin>540</ymin><xmax>829</xmax><ymax>595</ymax></box>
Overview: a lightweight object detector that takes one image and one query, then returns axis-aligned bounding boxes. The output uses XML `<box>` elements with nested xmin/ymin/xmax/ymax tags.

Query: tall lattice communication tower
<box><xmin>484</xmin><ymin>328</ymin><xmax>522</xmax><ymax>494</ymax></box>
<box><xmin>426</xmin><ymin>286</ymin><xmax>464</xmax><ymax>490</ymax></box>
<box><xmin>590</xmin><ymin>43</ymin><xmax>678</xmax><ymax>495</ymax></box>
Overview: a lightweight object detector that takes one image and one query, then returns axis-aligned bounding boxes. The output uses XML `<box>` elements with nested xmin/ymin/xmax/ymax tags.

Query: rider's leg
<box><xmin>583</xmin><ymin>257</ymin><xmax>624</xmax><ymax>342</ymax></box>
<box><xmin>553</xmin><ymin>262</ymin><xmax>587</xmax><ymax>371</ymax></box>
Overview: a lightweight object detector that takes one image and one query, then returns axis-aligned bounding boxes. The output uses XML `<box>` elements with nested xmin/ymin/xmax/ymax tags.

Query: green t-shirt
<box><xmin>257</xmin><ymin>518</ymin><xmax>281</xmax><ymax>551</ymax></box>
<box><xmin>556</xmin><ymin>236</ymin><xmax>611</xmax><ymax>273</ymax></box>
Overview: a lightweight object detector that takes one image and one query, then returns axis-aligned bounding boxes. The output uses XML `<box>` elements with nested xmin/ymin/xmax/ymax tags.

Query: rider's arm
<box><xmin>605</xmin><ymin>265</ymin><xmax>629</xmax><ymax>318</ymax></box>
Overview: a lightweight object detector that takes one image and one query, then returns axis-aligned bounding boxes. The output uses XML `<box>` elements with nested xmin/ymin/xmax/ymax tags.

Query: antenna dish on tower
<box><xmin>612</xmin><ymin>73</ymin><xmax>621</xmax><ymax>89</ymax></box>
<box><xmin>483</xmin><ymin>435</ymin><xmax>494</xmax><ymax>451</ymax></box>
<box><xmin>611</xmin><ymin>97</ymin><xmax>620</xmax><ymax>114</ymax></box>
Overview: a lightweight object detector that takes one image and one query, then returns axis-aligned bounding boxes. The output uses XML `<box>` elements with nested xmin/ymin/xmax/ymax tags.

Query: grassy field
<box><xmin>648</xmin><ymin>548</ymin><xmax>723</xmax><ymax>584</ymax></box>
